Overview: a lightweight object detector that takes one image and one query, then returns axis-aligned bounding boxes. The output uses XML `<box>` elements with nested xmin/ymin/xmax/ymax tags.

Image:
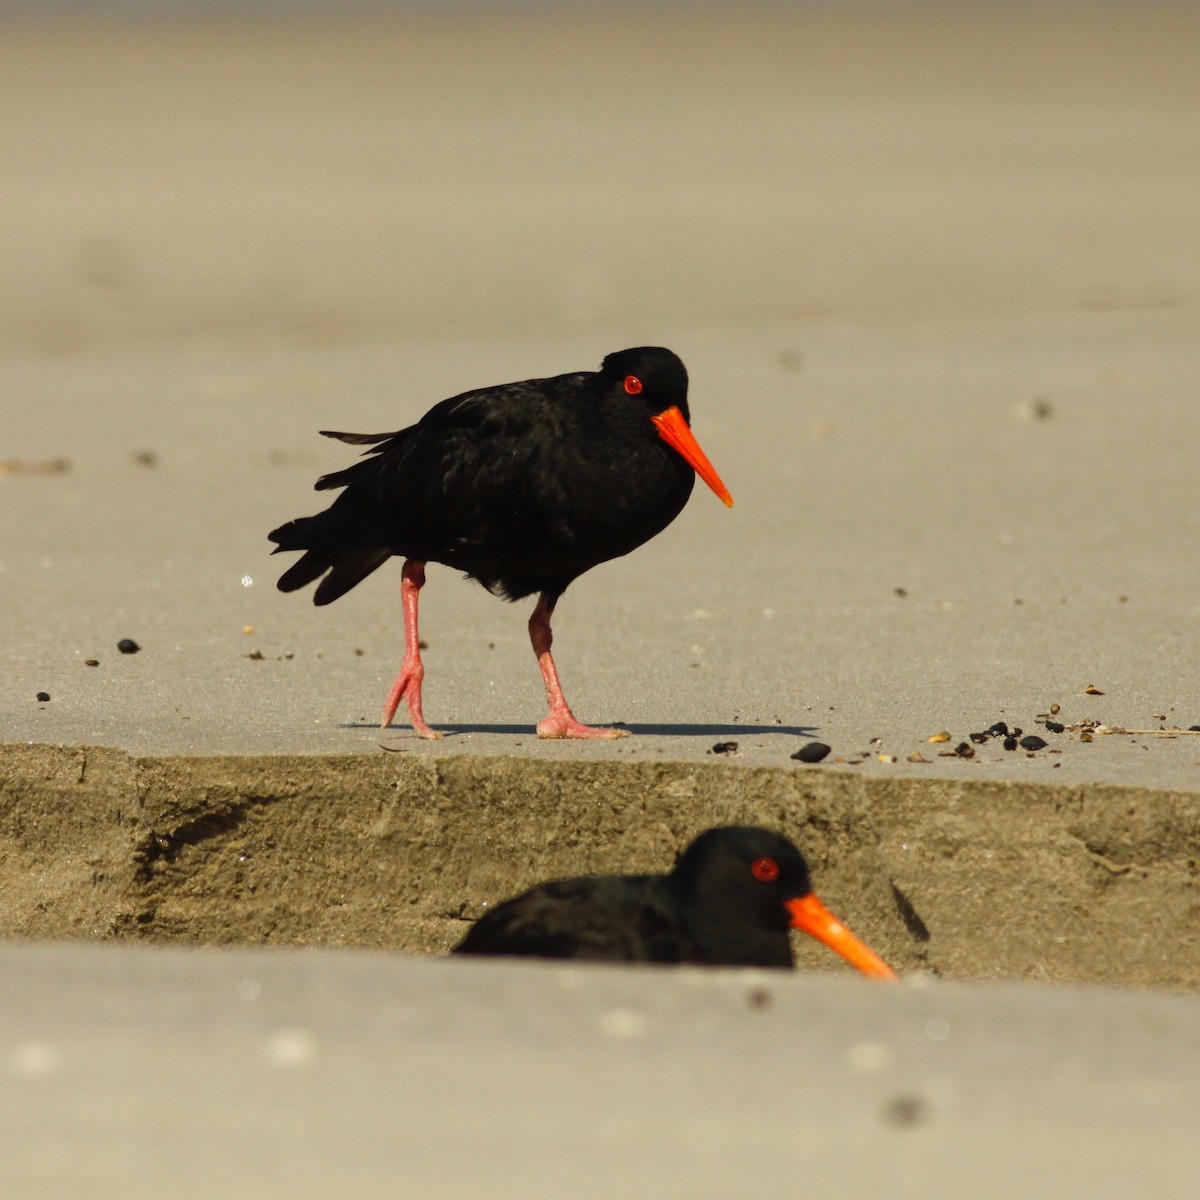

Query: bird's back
<box><xmin>452</xmin><ymin>875</ymin><xmax>703</xmax><ymax>963</ymax></box>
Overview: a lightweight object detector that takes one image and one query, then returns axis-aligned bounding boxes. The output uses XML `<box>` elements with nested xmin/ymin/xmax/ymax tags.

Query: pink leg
<box><xmin>528</xmin><ymin>594</ymin><xmax>628</xmax><ymax>739</ymax></box>
<box><xmin>380</xmin><ymin>560</ymin><xmax>441</xmax><ymax>739</ymax></box>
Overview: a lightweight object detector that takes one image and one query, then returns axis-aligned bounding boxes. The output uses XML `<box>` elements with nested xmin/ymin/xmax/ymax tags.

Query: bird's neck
<box><xmin>674</xmin><ymin>883</ymin><xmax>794</xmax><ymax>968</ymax></box>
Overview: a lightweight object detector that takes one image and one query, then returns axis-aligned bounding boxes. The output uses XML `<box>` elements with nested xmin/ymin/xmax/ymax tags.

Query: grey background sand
<box><xmin>2</xmin><ymin>3</ymin><xmax>1198</xmax><ymax>779</ymax></box>
<box><xmin>2</xmin><ymin>3</ymin><xmax>1199</xmax><ymax>1196</ymax></box>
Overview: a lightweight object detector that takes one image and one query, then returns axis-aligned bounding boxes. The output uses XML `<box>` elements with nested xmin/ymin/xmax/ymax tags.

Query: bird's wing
<box><xmin>326</xmin><ymin>376</ymin><xmax>594</xmax><ymax>553</ymax></box>
<box><xmin>314</xmin><ymin>374</ymin><xmax>586</xmax><ymax>491</ymax></box>
<box><xmin>453</xmin><ymin>876</ymin><xmax>696</xmax><ymax>963</ymax></box>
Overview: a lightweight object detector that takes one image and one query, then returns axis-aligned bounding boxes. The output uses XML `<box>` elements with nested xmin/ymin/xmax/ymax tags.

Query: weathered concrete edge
<box><xmin>2</xmin><ymin>742</ymin><xmax>1197</xmax><ymax>990</ymax></box>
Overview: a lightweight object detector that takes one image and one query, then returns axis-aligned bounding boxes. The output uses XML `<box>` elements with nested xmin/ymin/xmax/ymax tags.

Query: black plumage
<box><xmin>269</xmin><ymin>347</ymin><xmax>732</xmax><ymax>739</ymax></box>
<box><xmin>453</xmin><ymin>826</ymin><xmax>898</xmax><ymax>977</ymax></box>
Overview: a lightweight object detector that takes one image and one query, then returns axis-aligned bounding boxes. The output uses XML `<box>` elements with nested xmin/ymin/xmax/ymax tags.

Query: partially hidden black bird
<box><xmin>453</xmin><ymin>826</ymin><xmax>898</xmax><ymax>976</ymax></box>
<box><xmin>269</xmin><ymin>347</ymin><xmax>732</xmax><ymax>739</ymax></box>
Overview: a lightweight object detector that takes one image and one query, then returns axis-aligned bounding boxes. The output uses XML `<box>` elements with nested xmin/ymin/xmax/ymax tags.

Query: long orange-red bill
<box><xmin>786</xmin><ymin>893</ymin><xmax>899</xmax><ymax>980</ymax></box>
<box><xmin>651</xmin><ymin>405</ymin><xmax>733</xmax><ymax>507</ymax></box>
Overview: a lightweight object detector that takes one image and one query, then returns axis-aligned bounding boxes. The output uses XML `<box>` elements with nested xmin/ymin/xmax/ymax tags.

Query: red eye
<box><xmin>624</xmin><ymin>375</ymin><xmax>643</xmax><ymax>395</ymax></box>
<box><xmin>750</xmin><ymin>857</ymin><xmax>780</xmax><ymax>883</ymax></box>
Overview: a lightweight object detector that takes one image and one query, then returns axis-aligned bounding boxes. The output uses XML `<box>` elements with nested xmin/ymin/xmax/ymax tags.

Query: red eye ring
<box><xmin>750</xmin><ymin>857</ymin><xmax>780</xmax><ymax>883</ymax></box>
<box><xmin>624</xmin><ymin>375</ymin><xmax>643</xmax><ymax>395</ymax></box>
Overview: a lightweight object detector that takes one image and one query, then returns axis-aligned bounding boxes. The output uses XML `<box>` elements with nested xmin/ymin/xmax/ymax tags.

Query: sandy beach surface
<box><xmin>2</xmin><ymin>3</ymin><xmax>1199</xmax><ymax>1196</ymax></box>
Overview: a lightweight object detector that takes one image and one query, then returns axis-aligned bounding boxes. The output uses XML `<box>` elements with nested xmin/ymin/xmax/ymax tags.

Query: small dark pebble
<box><xmin>988</xmin><ymin>721</ymin><xmax>1009</xmax><ymax>736</ymax></box>
<box><xmin>954</xmin><ymin>742</ymin><xmax>974</xmax><ymax>758</ymax></box>
<box><xmin>746</xmin><ymin>987</ymin><xmax>772</xmax><ymax>1010</ymax></box>
<box><xmin>1045</xmin><ymin>720</ymin><xmax>1065</xmax><ymax>733</ymax></box>
<box><xmin>1190</xmin><ymin>725</ymin><xmax>1200</xmax><ymax>732</ymax></box>
<box><xmin>792</xmin><ymin>741</ymin><xmax>831</xmax><ymax>764</ymax></box>
<box><xmin>244</xmin><ymin>650</ymin><xmax>265</xmax><ymax>661</ymax></box>
<box><xmin>117</xmin><ymin>638</ymin><xmax>140</xmax><ymax>654</ymax></box>
<box><xmin>893</xmin><ymin>586</ymin><xmax>908</xmax><ymax>598</ymax></box>
<box><xmin>882</xmin><ymin>1094</ymin><xmax>932</xmax><ymax>1130</ymax></box>
<box><xmin>968</xmin><ymin>731</ymin><xmax>989</xmax><ymax>744</ymax></box>
<box><xmin>36</xmin><ymin>691</ymin><xmax>51</xmax><ymax>702</ymax></box>
<box><xmin>1003</xmin><ymin>736</ymin><xmax>1019</xmax><ymax>751</ymax></box>
<box><xmin>84</xmin><ymin>659</ymin><xmax>99</xmax><ymax>667</ymax></box>
<box><xmin>1011</xmin><ymin>727</ymin><xmax>1023</xmax><ymax>738</ymax></box>
<box><xmin>710</xmin><ymin>741</ymin><xmax>738</xmax><ymax>755</ymax></box>
<box><xmin>1020</xmin><ymin>735</ymin><xmax>1048</xmax><ymax>751</ymax></box>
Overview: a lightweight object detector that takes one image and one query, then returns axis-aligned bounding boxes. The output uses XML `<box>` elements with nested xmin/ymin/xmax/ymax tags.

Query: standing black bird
<box><xmin>453</xmin><ymin>826</ymin><xmax>898</xmax><ymax>976</ymax></box>
<box><xmin>269</xmin><ymin>347</ymin><xmax>732</xmax><ymax>738</ymax></box>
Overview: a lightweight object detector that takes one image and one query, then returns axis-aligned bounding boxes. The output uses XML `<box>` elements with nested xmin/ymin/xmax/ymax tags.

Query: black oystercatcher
<box><xmin>269</xmin><ymin>347</ymin><xmax>732</xmax><ymax>738</ymax></box>
<box><xmin>453</xmin><ymin>826</ymin><xmax>898</xmax><ymax>976</ymax></box>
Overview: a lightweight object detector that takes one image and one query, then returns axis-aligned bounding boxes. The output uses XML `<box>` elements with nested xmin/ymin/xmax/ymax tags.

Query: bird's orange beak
<box><xmin>786</xmin><ymin>893</ymin><xmax>899</xmax><ymax>980</ymax></box>
<box><xmin>651</xmin><ymin>406</ymin><xmax>733</xmax><ymax>507</ymax></box>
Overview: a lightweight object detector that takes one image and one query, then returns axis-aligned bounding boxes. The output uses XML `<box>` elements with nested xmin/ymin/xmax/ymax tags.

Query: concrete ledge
<box><xmin>2</xmin><ymin>941</ymin><xmax>1198</xmax><ymax>1199</ymax></box>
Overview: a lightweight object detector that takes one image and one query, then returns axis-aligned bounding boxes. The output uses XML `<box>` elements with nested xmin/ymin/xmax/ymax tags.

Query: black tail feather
<box><xmin>276</xmin><ymin>550</ymin><xmax>335</xmax><ymax>594</ymax></box>
<box><xmin>268</xmin><ymin>512</ymin><xmax>391</xmax><ymax>601</ymax></box>
<box><xmin>268</xmin><ymin>517</ymin><xmax>307</xmax><ymax>550</ymax></box>
<box><xmin>316</xmin><ymin>460</ymin><xmax>374</xmax><ymax>492</ymax></box>
<box><xmin>312</xmin><ymin>547</ymin><xmax>392</xmax><ymax>605</ymax></box>
<box><xmin>320</xmin><ymin>429</ymin><xmax>397</xmax><ymax>446</ymax></box>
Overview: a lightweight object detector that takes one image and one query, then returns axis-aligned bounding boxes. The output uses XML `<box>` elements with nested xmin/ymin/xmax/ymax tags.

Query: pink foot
<box><xmin>380</xmin><ymin>658</ymin><xmax>441</xmax><ymax>739</ymax></box>
<box><xmin>537</xmin><ymin>708</ymin><xmax>630</xmax><ymax>740</ymax></box>
<box><xmin>528</xmin><ymin>592</ymin><xmax>628</xmax><ymax>740</ymax></box>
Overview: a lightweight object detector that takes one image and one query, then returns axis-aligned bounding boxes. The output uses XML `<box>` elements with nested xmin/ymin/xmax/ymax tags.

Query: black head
<box><xmin>599</xmin><ymin>346</ymin><xmax>690</xmax><ymax>424</ymax></box>
<box><xmin>597</xmin><ymin>347</ymin><xmax>732</xmax><ymax>508</ymax></box>
<box><xmin>669</xmin><ymin>826</ymin><xmax>897</xmax><ymax>976</ymax></box>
